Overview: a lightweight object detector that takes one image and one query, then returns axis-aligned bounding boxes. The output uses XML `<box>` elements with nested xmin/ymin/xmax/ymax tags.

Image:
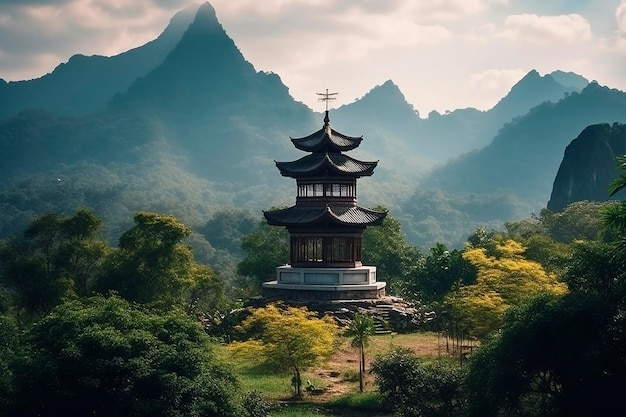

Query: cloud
<box><xmin>499</xmin><ymin>13</ymin><xmax>592</xmax><ymax>43</ymax></box>
<box><xmin>598</xmin><ymin>1</ymin><xmax>626</xmax><ymax>54</ymax></box>
<box><xmin>470</xmin><ymin>68</ymin><xmax>527</xmax><ymax>95</ymax></box>
<box><xmin>618</xmin><ymin>0</ymin><xmax>626</xmax><ymax>32</ymax></box>
<box><xmin>471</xmin><ymin>68</ymin><xmax>526</xmax><ymax>89</ymax></box>
<box><xmin>0</xmin><ymin>0</ymin><xmax>190</xmax><ymax>79</ymax></box>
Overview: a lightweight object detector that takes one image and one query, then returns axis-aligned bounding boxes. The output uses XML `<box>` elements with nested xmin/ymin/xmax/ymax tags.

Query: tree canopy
<box><xmin>446</xmin><ymin>239</ymin><xmax>567</xmax><ymax>338</ymax></box>
<box><xmin>96</xmin><ymin>211</ymin><xmax>226</xmax><ymax>312</ymax></box>
<box><xmin>9</xmin><ymin>294</ymin><xmax>241</xmax><ymax>417</ymax></box>
<box><xmin>232</xmin><ymin>303</ymin><xmax>338</xmax><ymax>398</ymax></box>
<box><xmin>0</xmin><ymin>209</ymin><xmax>108</xmax><ymax>319</ymax></box>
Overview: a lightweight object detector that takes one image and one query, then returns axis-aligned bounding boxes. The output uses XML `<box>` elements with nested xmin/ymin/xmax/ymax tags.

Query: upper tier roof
<box><xmin>264</xmin><ymin>205</ymin><xmax>387</xmax><ymax>227</ymax></box>
<box><xmin>275</xmin><ymin>152</ymin><xmax>378</xmax><ymax>178</ymax></box>
<box><xmin>290</xmin><ymin>111</ymin><xmax>363</xmax><ymax>152</ymax></box>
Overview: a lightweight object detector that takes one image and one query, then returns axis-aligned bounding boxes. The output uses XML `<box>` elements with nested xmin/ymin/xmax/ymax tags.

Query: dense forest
<box><xmin>1</xmin><ymin>189</ymin><xmax>624</xmax><ymax>415</ymax></box>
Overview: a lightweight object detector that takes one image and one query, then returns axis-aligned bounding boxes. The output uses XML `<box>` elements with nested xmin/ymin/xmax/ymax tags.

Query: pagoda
<box><xmin>262</xmin><ymin>93</ymin><xmax>387</xmax><ymax>301</ymax></box>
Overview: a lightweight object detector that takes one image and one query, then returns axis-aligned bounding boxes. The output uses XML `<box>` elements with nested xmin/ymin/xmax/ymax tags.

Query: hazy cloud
<box><xmin>470</xmin><ymin>68</ymin><xmax>527</xmax><ymax>91</ymax></box>
<box><xmin>617</xmin><ymin>0</ymin><xmax>626</xmax><ymax>32</ymax></box>
<box><xmin>500</xmin><ymin>13</ymin><xmax>592</xmax><ymax>43</ymax></box>
<box><xmin>0</xmin><ymin>0</ymin><xmax>624</xmax><ymax>114</ymax></box>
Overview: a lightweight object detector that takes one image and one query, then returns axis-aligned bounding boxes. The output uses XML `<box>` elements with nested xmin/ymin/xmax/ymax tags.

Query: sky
<box><xmin>0</xmin><ymin>0</ymin><xmax>625</xmax><ymax>115</ymax></box>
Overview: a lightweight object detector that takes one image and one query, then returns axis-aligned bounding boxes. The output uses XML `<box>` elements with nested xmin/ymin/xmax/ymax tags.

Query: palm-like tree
<box><xmin>346</xmin><ymin>313</ymin><xmax>375</xmax><ymax>392</ymax></box>
<box><xmin>603</xmin><ymin>155</ymin><xmax>626</xmax><ymax>264</ymax></box>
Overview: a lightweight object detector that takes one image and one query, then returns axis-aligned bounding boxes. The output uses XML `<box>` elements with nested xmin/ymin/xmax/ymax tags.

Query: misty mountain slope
<box><xmin>109</xmin><ymin>2</ymin><xmax>315</xmax><ymax>183</ymax></box>
<box><xmin>548</xmin><ymin>123</ymin><xmax>626</xmax><ymax>211</ymax></box>
<box><xmin>487</xmin><ymin>70</ymin><xmax>587</xmax><ymax>127</ymax></box>
<box><xmin>422</xmin><ymin>82</ymin><xmax>626</xmax><ymax>204</ymax></box>
<box><xmin>333</xmin><ymin>70</ymin><xmax>589</xmax><ymax>169</ymax></box>
<box><xmin>0</xmin><ymin>4</ymin><xmax>199</xmax><ymax>120</ymax></box>
<box><xmin>394</xmin><ymin>82</ymin><xmax>626</xmax><ymax>248</ymax></box>
<box><xmin>420</xmin><ymin>70</ymin><xmax>588</xmax><ymax>163</ymax></box>
<box><xmin>331</xmin><ymin>80</ymin><xmax>430</xmax><ymax>176</ymax></box>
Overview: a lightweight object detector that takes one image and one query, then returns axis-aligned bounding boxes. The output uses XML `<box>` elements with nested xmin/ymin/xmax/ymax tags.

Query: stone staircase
<box><xmin>373</xmin><ymin>304</ymin><xmax>393</xmax><ymax>334</ymax></box>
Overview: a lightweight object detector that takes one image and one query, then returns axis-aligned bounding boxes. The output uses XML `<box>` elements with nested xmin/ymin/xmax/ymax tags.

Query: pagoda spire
<box><xmin>316</xmin><ymin>89</ymin><xmax>338</xmax><ymax>112</ymax></box>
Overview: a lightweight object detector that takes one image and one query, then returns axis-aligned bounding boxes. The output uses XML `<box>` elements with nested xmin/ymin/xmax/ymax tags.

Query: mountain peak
<box><xmin>549</xmin><ymin>70</ymin><xmax>589</xmax><ymax>90</ymax></box>
<box><xmin>194</xmin><ymin>2</ymin><xmax>219</xmax><ymax>26</ymax></box>
<box><xmin>357</xmin><ymin>80</ymin><xmax>408</xmax><ymax>106</ymax></box>
<box><xmin>489</xmin><ymin>70</ymin><xmax>570</xmax><ymax>120</ymax></box>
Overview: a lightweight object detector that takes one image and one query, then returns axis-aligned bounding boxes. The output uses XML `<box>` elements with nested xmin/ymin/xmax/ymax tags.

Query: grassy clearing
<box><xmin>216</xmin><ymin>331</ymin><xmax>444</xmax><ymax>416</ymax></box>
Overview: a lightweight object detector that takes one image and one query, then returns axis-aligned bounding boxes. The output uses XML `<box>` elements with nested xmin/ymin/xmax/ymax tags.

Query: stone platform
<box><xmin>262</xmin><ymin>265</ymin><xmax>386</xmax><ymax>301</ymax></box>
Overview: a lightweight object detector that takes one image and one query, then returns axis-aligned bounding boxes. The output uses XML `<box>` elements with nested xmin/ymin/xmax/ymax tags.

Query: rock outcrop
<box><xmin>243</xmin><ymin>295</ymin><xmax>433</xmax><ymax>334</ymax></box>
<box><xmin>548</xmin><ymin>123</ymin><xmax>626</xmax><ymax>212</ymax></box>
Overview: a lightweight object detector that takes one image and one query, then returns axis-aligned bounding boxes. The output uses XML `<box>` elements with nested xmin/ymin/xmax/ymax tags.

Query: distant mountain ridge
<box><xmin>335</xmin><ymin>69</ymin><xmax>589</xmax><ymax>167</ymax></box>
<box><xmin>398</xmin><ymin>82</ymin><xmax>626</xmax><ymax>247</ymax></box>
<box><xmin>421</xmin><ymin>82</ymin><xmax>626</xmax><ymax>204</ymax></box>
<box><xmin>0</xmin><ymin>3</ymin><xmax>199</xmax><ymax>119</ymax></box>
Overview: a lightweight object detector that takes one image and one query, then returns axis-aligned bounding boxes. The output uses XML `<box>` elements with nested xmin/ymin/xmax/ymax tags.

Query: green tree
<box><xmin>446</xmin><ymin>240</ymin><xmax>567</xmax><ymax>338</ymax></box>
<box><xmin>346</xmin><ymin>312</ymin><xmax>375</xmax><ymax>392</ymax></box>
<box><xmin>97</xmin><ymin>212</ymin><xmax>226</xmax><ymax>312</ymax></box>
<box><xmin>0</xmin><ymin>209</ymin><xmax>107</xmax><ymax>318</ymax></box>
<box><xmin>539</xmin><ymin>201</ymin><xmax>609</xmax><ymax>243</ymax></box>
<box><xmin>371</xmin><ymin>347</ymin><xmax>465</xmax><ymax>417</ymax></box>
<box><xmin>200</xmin><ymin>209</ymin><xmax>257</xmax><ymax>256</ymax></box>
<box><xmin>237</xmin><ymin>220</ymin><xmax>289</xmax><ymax>296</ymax></box>
<box><xmin>9</xmin><ymin>294</ymin><xmax>241</xmax><ymax>417</ymax></box>
<box><xmin>465</xmin><ymin>292</ymin><xmax>625</xmax><ymax>417</ymax></box>
<box><xmin>412</xmin><ymin>243</ymin><xmax>476</xmax><ymax>303</ymax></box>
<box><xmin>232</xmin><ymin>303</ymin><xmax>338</xmax><ymax>398</ymax></box>
<box><xmin>0</xmin><ymin>307</ymin><xmax>19</xmax><ymax>414</ymax></box>
<box><xmin>362</xmin><ymin>211</ymin><xmax>423</xmax><ymax>295</ymax></box>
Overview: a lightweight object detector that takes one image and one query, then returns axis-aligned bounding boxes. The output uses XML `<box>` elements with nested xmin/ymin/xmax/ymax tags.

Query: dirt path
<box><xmin>306</xmin><ymin>332</ymin><xmax>445</xmax><ymax>401</ymax></box>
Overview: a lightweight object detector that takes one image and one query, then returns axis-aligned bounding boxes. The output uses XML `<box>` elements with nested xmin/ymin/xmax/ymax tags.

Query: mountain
<box><xmin>334</xmin><ymin>70</ymin><xmax>589</xmax><ymax>169</ymax></box>
<box><xmin>331</xmin><ymin>80</ymin><xmax>428</xmax><ymax>175</ymax></box>
<box><xmin>547</xmin><ymin>123</ymin><xmax>626</xmax><ymax>212</ymax></box>
<box><xmin>0</xmin><ymin>2</ymin><xmax>317</xmax><ymax>241</ymax></box>
<box><xmin>108</xmin><ymin>2</ymin><xmax>315</xmax><ymax>182</ymax></box>
<box><xmin>549</xmin><ymin>70</ymin><xmax>590</xmax><ymax>90</ymax></box>
<box><xmin>399</xmin><ymin>82</ymin><xmax>626</xmax><ymax>248</ymax></box>
<box><xmin>422</xmin><ymin>82</ymin><xmax>626</xmax><ymax>203</ymax></box>
<box><xmin>0</xmin><ymin>3</ymin><xmax>198</xmax><ymax>119</ymax></box>
<box><xmin>487</xmin><ymin>70</ymin><xmax>587</xmax><ymax>127</ymax></box>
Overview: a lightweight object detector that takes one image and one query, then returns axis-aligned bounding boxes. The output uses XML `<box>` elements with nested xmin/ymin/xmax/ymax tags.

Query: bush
<box><xmin>371</xmin><ymin>347</ymin><xmax>465</xmax><ymax>417</ymax></box>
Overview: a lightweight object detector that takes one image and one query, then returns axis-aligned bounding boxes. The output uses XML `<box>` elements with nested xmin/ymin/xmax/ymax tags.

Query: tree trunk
<box><xmin>359</xmin><ymin>343</ymin><xmax>365</xmax><ymax>392</ymax></box>
<box><xmin>295</xmin><ymin>367</ymin><xmax>302</xmax><ymax>399</ymax></box>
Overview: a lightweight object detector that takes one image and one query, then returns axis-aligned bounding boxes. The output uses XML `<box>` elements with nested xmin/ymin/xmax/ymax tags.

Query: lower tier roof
<box><xmin>275</xmin><ymin>152</ymin><xmax>378</xmax><ymax>177</ymax></box>
<box><xmin>264</xmin><ymin>205</ymin><xmax>387</xmax><ymax>227</ymax></box>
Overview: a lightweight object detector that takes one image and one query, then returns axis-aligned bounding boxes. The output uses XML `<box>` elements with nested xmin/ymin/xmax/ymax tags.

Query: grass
<box><xmin>216</xmin><ymin>332</ymin><xmax>444</xmax><ymax>416</ymax></box>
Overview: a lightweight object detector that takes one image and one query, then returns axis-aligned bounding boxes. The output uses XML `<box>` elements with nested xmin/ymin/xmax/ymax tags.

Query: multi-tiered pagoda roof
<box><xmin>264</xmin><ymin>111</ymin><xmax>386</xmax><ymax>231</ymax></box>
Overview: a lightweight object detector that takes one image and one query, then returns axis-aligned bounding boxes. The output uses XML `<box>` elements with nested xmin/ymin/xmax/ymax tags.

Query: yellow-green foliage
<box><xmin>230</xmin><ymin>303</ymin><xmax>338</xmax><ymax>375</ymax></box>
<box><xmin>447</xmin><ymin>240</ymin><xmax>567</xmax><ymax>338</ymax></box>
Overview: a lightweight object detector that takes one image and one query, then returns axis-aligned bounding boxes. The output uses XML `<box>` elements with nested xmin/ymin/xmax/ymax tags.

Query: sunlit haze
<box><xmin>1</xmin><ymin>0</ymin><xmax>625</xmax><ymax>115</ymax></box>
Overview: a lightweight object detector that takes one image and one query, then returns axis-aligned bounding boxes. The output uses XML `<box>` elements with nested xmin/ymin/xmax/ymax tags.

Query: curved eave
<box><xmin>275</xmin><ymin>153</ymin><xmax>378</xmax><ymax>178</ymax></box>
<box><xmin>264</xmin><ymin>205</ymin><xmax>387</xmax><ymax>227</ymax></box>
<box><xmin>290</xmin><ymin>125</ymin><xmax>363</xmax><ymax>152</ymax></box>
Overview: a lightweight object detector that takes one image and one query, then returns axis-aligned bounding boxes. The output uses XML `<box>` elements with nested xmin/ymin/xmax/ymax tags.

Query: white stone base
<box><xmin>262</xmin><ymin>265</ymin><xmax>386</xmax><ymax>300</ymax></box>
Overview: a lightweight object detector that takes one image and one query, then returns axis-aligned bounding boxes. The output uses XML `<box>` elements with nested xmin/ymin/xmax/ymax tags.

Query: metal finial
<box><xmin>316</xmin><ymin>89</ymin><xmax>338</xmax><ymax>112</ymax></box>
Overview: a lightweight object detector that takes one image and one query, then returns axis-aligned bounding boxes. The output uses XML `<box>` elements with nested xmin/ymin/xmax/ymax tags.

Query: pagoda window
<box><xmin>298</xmin><ymin>183</ymin><xmax>325</xmax><ymax>197</ymax></box>
<box><xmin>291</xmin><ymin>237</ymin><xmax>323</xmax><ymax>263</ymax></box>
<box><xmin>298</xmin><ymin>183</ymin><xmax>355</xmax><ymax>198</ymax></box>
<box><xmin>290</xmin><ymin>235</ymin><xmax>362</xmax><ymax>265</ymax></box>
